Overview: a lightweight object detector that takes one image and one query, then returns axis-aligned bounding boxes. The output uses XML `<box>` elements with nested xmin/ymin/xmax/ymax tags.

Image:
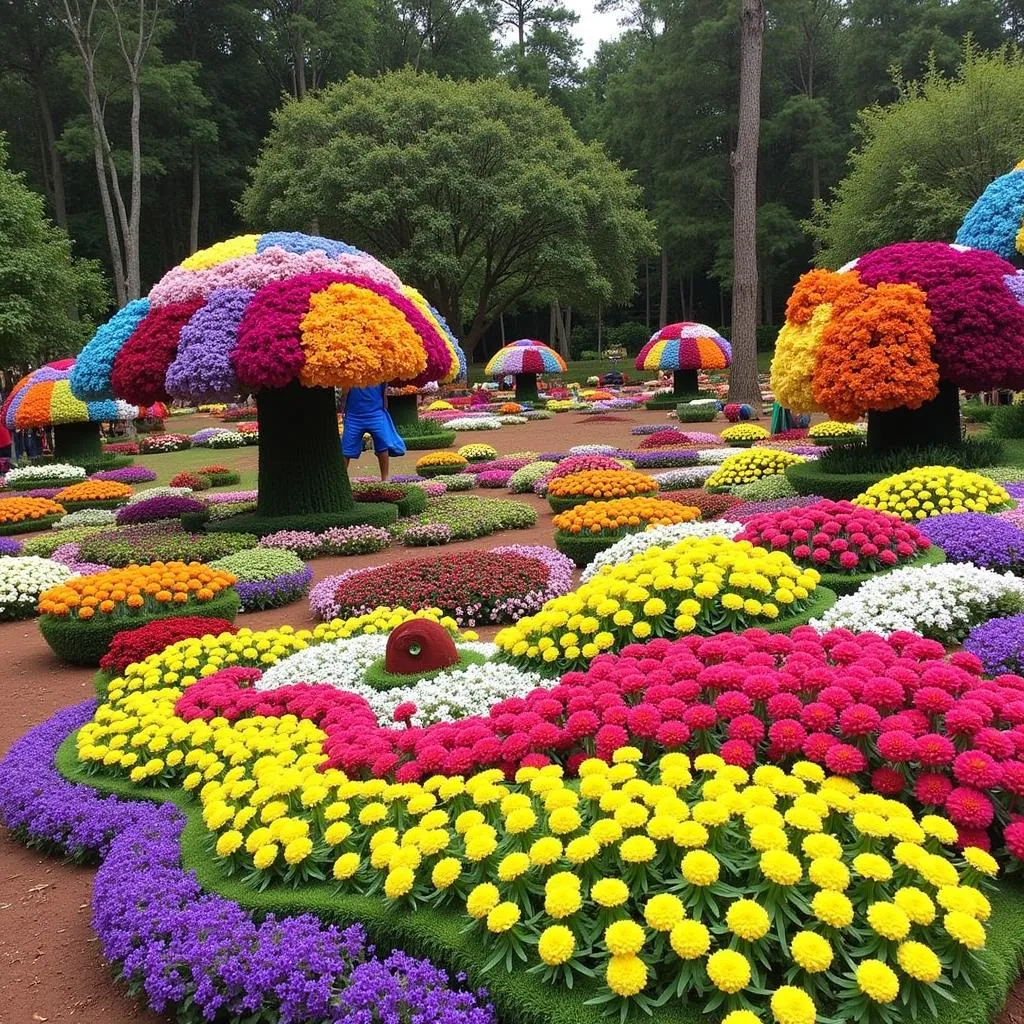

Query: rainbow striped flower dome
<box><xmin>635</xmin><ymin>322</ymin><xmax>731</xmax><ymax>372</ymax></box>
<box><xmin>957</xmin><ymin>161</ymin><xmax>1024</xmax><ymax>264</ymax></box>
<box><xmin>70</xmin><ymin>232</ymin><xmax>465</xmax><ymax>406</ymax></box>
<box><xmin>2</xmin><ymin>359</ymin><xmax>134</xmax><ymax>430</ymax></box>
<box><xmin>484</xmin><ymin>339</ymin><xmax>567</xmax><ymax>376</ymax></box>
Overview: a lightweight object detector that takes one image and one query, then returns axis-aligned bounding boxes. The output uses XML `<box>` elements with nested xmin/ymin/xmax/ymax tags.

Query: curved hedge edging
<box><xmin>203</xmin><ymin>502</ymin><xmax>399</xmax><ymax>538</ymax></box>
<box><xmin>553</xmin><ymin>530</ymin><xmax>625</xmax><ymax>566</ymax></box>
<box><xmin>759</xmin><ymin>586</ymin><xmax>837</xmax><ymax>632</ymax></box>
<box><xmin>31</xmin><ymin>717</ymin><xmax>1022</xmax><ymax>1024</ymax></box>
<box><xmin>38</xmin><ymin>588</ymin><xmax>241</xmax><ymax>666</ymax></box>
<box><xmin>58</xmin><ymin>499</ymin><xmax>130</xmax><ymax>513</ymax></box>
<box><xmin>817</xmin><ymin>545</ymin><xmax>947</xmax><ymax>596</ymax></box>
<box><xmin>362</xmin><ymin>648</ymin><xmax>488</xmax><ymax>693</ymax></box>
<box><xmin>545</xmin><ymin>492</ymin><xmax>626</xmax><ymax>514</ymax></box>
<box><xmin>0</xmin><ymin>513</ymin><xmax>66</xmax><ymax>536</ymax></box>
<box><xmin>399</xmin><ymin>430</ymin><xmax>457</xmax><ymax>451</ymax></box>
<box><xmin>784</xmin><ymin>460</ymin><xmax>888</xmax><ymax>500</ymax></box>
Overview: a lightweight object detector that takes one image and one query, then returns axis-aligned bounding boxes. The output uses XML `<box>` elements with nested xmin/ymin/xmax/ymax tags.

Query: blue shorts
<box><xmin>341</xmin><ymin>416</ymin><xmax>406</xmax><ymax>458</ymax></box>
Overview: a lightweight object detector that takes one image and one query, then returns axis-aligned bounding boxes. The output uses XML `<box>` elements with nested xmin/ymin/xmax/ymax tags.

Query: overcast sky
<box><xmin>568</xmin><ymin>0</ymin><xmax>622</xmax><ymax>58</ymax></box>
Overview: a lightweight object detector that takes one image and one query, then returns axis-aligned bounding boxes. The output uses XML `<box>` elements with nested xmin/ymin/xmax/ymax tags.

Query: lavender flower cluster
<box><xmin>235</xmin><ymin>564</ymin><xmax>314</xmax><ymax>612</ymax></box>
<box><xmin>190</xmin><ymin>427</ymin><xmax>232</xmax><ymax>445</ymax></box>
<box><xmin>259</xmin><ymin>525</ymin><xmax>392</xmax><ymax>559</ymax></box>
<box><xmin>0</xmin><ymin>537</ymin><xmax>23</xmax><ymax>556</ymax></box>
<box><xmin>0</xmin><ymin>703</ymin><xmax>496</xmax><ymax>1024</ymax></box>
<box><xmin>616</xmin><ymin>449</ymin><xmax>699</xmax><ymax>469</ymax></box>
<box><xmin>964</xmin><ymin>613</ymin><xmax>1024</xmax><ymax>676</ymax></box>
<box><xmin>729</xmin><ymin>495</ymin><xmax>824</xmax><ymax>521</ymax></box>
<box><xmin>917</xmin><ymin>512</ymin><xmax>1024</xmax><ymax>571</ymax></box>
<box><xmin>401</xmin><ymin>523</ymin><xmax>454</xmax><ymax>547</ymax></box>
<box><xmin>115</xmin><ymin>494</ymin><xmax>208</xmax><ymax>526</ymax></box>
<box><xmin>91</xmin><ymin>466</ymin><xmax>158</xmax><ymax>484</ymax></box>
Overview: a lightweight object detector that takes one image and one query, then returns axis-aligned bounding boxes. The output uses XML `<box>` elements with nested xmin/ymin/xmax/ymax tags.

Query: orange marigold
<box><xmin>547</xmin><ymin>469</ymin><xmax>659</xmax><ymax>500</ymax></box>
<box><xmin>0</xmin><ymin>497</ymin><xmax>66</xmax><ymax>523</ymax></box>
<box><xmin>55</xmin><ymin>480</ymin><xmax>133</xmax><ymax>502</ymax></box>
<box><xmin>553</xmin><ymin>497</ymin><xmax>700</xmax><ymax>536</ymax></box>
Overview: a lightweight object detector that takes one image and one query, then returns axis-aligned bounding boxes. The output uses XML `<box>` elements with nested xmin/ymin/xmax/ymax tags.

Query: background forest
<box><xmin>4</xmin><ymin>0</ymin><xmax>1024</xmax><ymax>370</ymax></box>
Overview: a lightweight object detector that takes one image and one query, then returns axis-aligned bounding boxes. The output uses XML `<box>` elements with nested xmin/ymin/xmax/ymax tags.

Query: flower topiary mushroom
<box><xmin>771</xmin><ymin>241</ymin><xmax>1024</xmax><ymax>451</ymax></box>
<box><xmin>1</xmin><ymin>359</ymin><xmax>135</xmax><ymax>460</ymax></box>
<box><xmin>635</xmin><ymin>322</ymin><xmax>731</xmax><ymax>406</ymax></box>
<box><xmin>70</xmin><ymin>232</ymin><xmax>462</xmax><ymax>534</ymax></box>
<box><xmin>484</xmin><ymin>339</ymin><xmax>567</xmax><ymax>402</ymax></box>
<box><xmin>956</xmin><ymin>160</ymin><xmax>1024</xmax><ymax>266</ymax></box>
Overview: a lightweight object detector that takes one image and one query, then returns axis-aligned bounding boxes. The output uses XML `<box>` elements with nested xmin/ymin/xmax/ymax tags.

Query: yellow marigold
<box><xmin>790</xmin><ymin>931</ymin><xmax>832</xmax><ymax>973</ymax></box>
<box><xmin>705</xmin><ymin>449</ymin><xmax>806</xmax><ymax>489</ymax></box>
<box><xmin>760</xmin><ymin>849</ymin><xmax>802</xmax><ymax>886</ymax></box>
<box><xmin>486</xmin><ymin>902</ymin><xmax>521</xmax><ymax>934</ymax></box>
<box><xmin>544</xmin><ymin>879</ymin><xmax>582</xmax><ymax>919</ymax></box>
<box><xmin>770</xmin><ymin>986</ymin><xmax>817</xmax><ymax>1024</ymax></box>
<box><xmin>963</xmin><ymin>847</ymin><xmax>999</xmax><ymax>877</ymax></box>
<box><xmin>897</xmin><ymin>941</ymin><xmax>942</xmax><ymax>984</ymax></box>
<box><xmin>706</xmin><ymin>949</ymin><xmax>752</xmax><ymax>994</ymax></box>
<box><xmin>853</xmin><ymin>467</ymin><xmax>1009</xmax><ymax>520</ymax></box>
<box><xmin>538</xmin><ymin>925</ymin><xmax>575</xmax><ymax>965</ymax></box>
<box><xmin>811</xmin><ymin>890</ymin><xmax>854</xmax><ymax>928</ymax></box>
<box><xmin>466</xmin><ymin>883</ymin><xmax>500</xmax><ymax>919</ymax></box>
<box><xmin>643</xmin><ymin>893</ymin><xmax>685</xmax><ymax>932</ymax></box>
<box><xmin>893</xmin><ymin>887</ymin><xmax>936</xmax><ymax>926</ymax></box>
<box><xmin>333</xmin><ymin>852</ymin><xmax>360</xmax><ymax>880</ymax></box>
<box><xmin>431</xmin><ymin>857</ymin><xmax>462</xmax><ymax>889</ymax></box>
<box><xmin>852</xmin><ymin>852</ymin><xmax>892</xmax><ymax>882</ymax></box>
<box><xmin>944</xmin><ymin>910</ymin><xmax>986</xmax><ymax>950</ymax></box>
<box><xmin>670</xmin><ymin>919</ymin><xmax>710</xmax><ymax>960</ymax></box>
<box><xmin>856</xmin><ymin>959</ymin><xmax>899</xmax><ymax>1004</ymax></box>
<box><xmin>726</xmin><ymin>899</ymin><xmax>771</xmax><ymax>941</ymax></box>
<box><xmin>918</xmin><ymin>853</ymin><xmax>959</xmax><ymax>889</ymax></box>
<box><xmin>592</xmin><ymin>878</ymin><xmax>630</xmax><ymax>908</ymax></box>
<box><xmin>866</xmin><ymin>902</ymin><xmax>910</xmax><ymax>941</ymax></box>
<box><xmin>722</xmin><ymin>1013</ymin><xmax>761</xmax><ymax>1024</ymax></box>
<box><xmin>681</xmin><ymin>849</ymin><xmax>720</xmax><ymax>886</ymax></box>
<box><xmin>620</xmin><ymin>834</ymin><xmax>657</xmax><ymax>864</ymax></box>
<box><xmin>497</xmin><ymin>852</ymin><xmax>531</xmax><ymax>881</ymax></box>
<box><xmin>606</xmin><ymin>954</ymin><xmax>648</xmax><ymax>997</ymax></box>
<box><xmin>384</xmin><ymin>866</ymin><xmax>416</xmax><ymax>899</ymax></box>
<box><xmin>605</xmin><ymin>920</ymin><xmax>646</xmax><ymax>955</ymax></box>
<box><xmin>808</xmin><ymin>856</ymin><xmax>849</xmax><ymax>891</ymax></box>
<box><xmin>529</xmin><ymin>836</ymin><xmax>563</xmax><ymax>865</ymax></box>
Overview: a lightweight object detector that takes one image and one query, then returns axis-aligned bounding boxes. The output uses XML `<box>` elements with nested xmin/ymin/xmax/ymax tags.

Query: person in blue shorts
<box><xmin>340</xmin><ymin>384</ymin><xmax>406</xmax><ymax>481</ymax></box>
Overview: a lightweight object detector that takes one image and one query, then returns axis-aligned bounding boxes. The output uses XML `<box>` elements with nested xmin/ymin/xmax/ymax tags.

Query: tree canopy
<box><xmin>0</xmin><ymin>132</ymin><xmax>107</xmax><ymax>364</ymax></box>
<box><xmin>810</xmin><ymin>47</ymin><xmax>1024</xmax><ymax>269</ymax></box>
<box><xmin>241</xmin><ymin>70</ymin><xmax>655</xmax><ymax>355</ymax></box>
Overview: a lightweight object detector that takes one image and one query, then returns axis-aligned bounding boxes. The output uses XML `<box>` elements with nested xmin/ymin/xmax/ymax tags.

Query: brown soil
<box><xmin>2</xmin><ymin>407</ymin><xmax>1019</xmax><ymax>1023</ymax></box>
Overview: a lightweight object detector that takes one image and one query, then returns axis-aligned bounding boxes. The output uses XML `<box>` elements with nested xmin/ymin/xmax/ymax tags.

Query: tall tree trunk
<box><xmin>727</xmin><ymin>0</ymin><xmax>765</xmax><ymax>407</ymax></box>
<box><xmin>87</xmin><ymin>85</ymin><xmax>127</xmax><ymax>305</ymax></box>
<box><xmin>126</xmin><ymin>67</ymin><xmax>143</xmax><ymax>298</ymax></box>
<box><xmin>294</xmin><ymin>40</ymin><xmax>307</xmax><ymax>98</ymax></box>
<box><xmin>679</xmin><ymin>277</ymin><xmax>687</xmax><ymax>320</ymax></box>
<box><xmin>644</xmin><ymin>260</ymin><xmax>651</xmax><ymax>329</ymax></box>
<box><xmin>189</xmin><ymin>141</ymin><xmax>201</xmax><ymax>254</ymax></box>
<box><xmin>34</xmin><ymin>72</ymin><xmax>68</xmax><ymax>229</ymax></box>
<box><xmin>659</xmin><ymin>248</ymin><xmax>669</xmax><ymax>327</ymax></box>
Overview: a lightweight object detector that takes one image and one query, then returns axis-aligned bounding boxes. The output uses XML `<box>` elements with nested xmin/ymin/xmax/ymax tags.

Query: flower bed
<box><xmin>53</xmin><ymin>480</ymin><xmax>133</xmax><ymax>511</ymax></box>
<box><xmin>209</xmin><ymin>549</ymin><xmax>313</xmax><ymax>611</ymax></box>
<box><xmin>351</xmin><ymin>481</ymin><xmax>427</xmax><ymax>517</ymax></box>
<box><xmin>446</xmin><ymin>416</ymin><xmax>502</xmax><ymax>430</ymax></box>
<box><xmin>553</xmin><ymin>497</ymin><xmax>701</xmax><ymax>566</ymax></box>
<box><xmin>808</xmin><ymin>420</ymin><xmax>865</xmax><ymax>444</ymax></box>
<box><xmin>115</xmin><ymin>494</ymin><xmax>208</xmax><ymax>526</ymax></box>
<box><xmin>705</xmin><ymin>449</ymin><xmax>806</xmax><ymax>491</ymax></box>
<box><xmin>656</xmin><ymin>488</ymin><xmax>742</xmax><ymax>520</ymax></box>
<box><xmin>0</xmin><ymin>537</ymin><xmax>22</xmax><ymax>556</ymax></box>
<box><xmin>651</xmin><ymin>466</ymin><xmax>718</xmax><ymax>489</ymax></box>
<box><xmin>916</xmin><ymin>513</ymin><xmax>1024</xmax><ymax>571</ymax></box>
<box><xmin>547</xmin><ymin>469</ymin><xmax>658</xmax><ymax>512</ymax></box>
<box><xmin>476</xmin><ymin>469</ymin><xmax>514</xmax><ymax>488</ymax></box>
<box><xmin>4</xmin><ymin>462</ymin><xmax>87</xmax><ymax>489</ymax></box>
<box><xmin>392</xmin><ymin>495</ymin><xmax>537</xmax><ymax>542</ymax></box>
<box><xmin>313</xmin><ymin>545</ymin><xmax>574</xmax><ymax>627</ymax></box>
<box><xmin>0</xmin><ymin>496</ymin><xmax>67</xmax><ymax>534</ymax></box>
<box><xmin>78</xmin><ymin>524</ymin><xmax>256</xmax><ymax>568</ymax></box>
<box><xmin>721</xmin><ymin>423</ymin><xmax>770</xmax><ymax>446</ymax></box>
<box><xmin>458</xmin><ymin>443</ymin><xmax>498</xmax><ymax>462</ymax></box>
<box><xmin>500</xmin><ymin>535</ymin><xmax>831</xmax><ymax>671</ymax></box>
<box><xmin>735</xmin><ymin>500</ymin><xmax>938</xmax><ymax>594</ymax></box>
<box><xmin>201</xmin><ymin>430</ymin><xmax>246</xmax><ymax>449</ymax></box>
<box><xmin>417</xmin><ymin>452</ymin><xmax>469</xmax><ymax>477</ymax></box>
<box><xmin>91</xmin><ymin>466</ymin><xmax>157</xmax><ymax>484</ymax></box>
<box><xmin>169</xmin><ymin>470</ymin><xmax>212</xmax><ymax>490</ymax></box>
<box><xmin>618</xmin><ymin>450</ymin><xmax>700</xmax><ymax>470</ymax></box>
<box><xmin>636</xmin><ymin>429</ymin><xmax>705</xmax><ymax>450</ymax></box>
<box><xmin>38</xmin><ymin>561</ymin><xmax>240</xmax><ymax>665</ymax></box>
<box><xmin>100</xmin><ymin>616</ymin><xmax>240</xmax><ymax>675</ymax></box>
<box><xmin>258</xmin><ymin>525</ymin><xmax>392</xmax><ymax>559</ymax></box>
<box><xmin>508</xmin><ymin>461</ymin><xmax>557</xmax><ymax>493</ymax></box>
<box><xmin>812</xmin><ymin>562</ymin><xmax>1024</xmax><ymax>643</ymax></box>
<box><xmin>102</xmin><ymin>441</ymin><xmax>140</xmax><ymax>455</ymax></box>
<box><xmin>0</xmin><ymin>556</ymin><xmax>73</xmax><ymax>620</ymax></box>
<box><xmin>139</xmin><ymin>433</ymin><xmax>192</xmax><ymax>453</ymax></box>
<box><xmin>853</xmin><ymin>467</ymin><xmax>1011</xmax><ymax>520</ymax></box>
<box><xmin>964</xmin><ymin>613</ymin><xmax>1024</xmax><ymax>676</ymax></box>
<box><xmin>733</xmin><ymin>474</ymin><xmax>798</xmax><ymax>501</ymax></box>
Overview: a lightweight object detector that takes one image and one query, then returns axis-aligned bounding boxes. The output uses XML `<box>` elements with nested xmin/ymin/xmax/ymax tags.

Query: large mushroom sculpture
<box><xmin>1</xmin><ymin>358</ymin><xmax>134</xmax><ymax>460</ymax></box>
<box><xmin>484</xmin><ymin>339</ymin><xmax>567</xmax><ymax>402</ymax></box>
<box><xmin>636</xmin><ymin>322</ymin><xmax>731</xmax><ymax>407</ymax></box>
<box><xmin>771</xmin><ymin>241</ymin><xmax>1024</xmax><ymax>450</ymax></box>
<box><xmin>70</xmin><ymin>232</ymin><xmax>462</xmax><ymax>533</ymax></box>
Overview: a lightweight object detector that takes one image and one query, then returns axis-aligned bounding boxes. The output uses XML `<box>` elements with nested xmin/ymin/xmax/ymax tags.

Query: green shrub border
<box><xmin>7</xmin><ymin>477</ymin><xmax>81</xmax><ymax>491</ymax></box>
<box><xmin>204</xmin><ymin>503</ymin><xmax>399</xmax><ymax>538</ymax></box>
<box><xmin>58</xmin><ymin>498</ymin><xmax>130</xmax><ymax>512</ymax></box>
<box><xmin>553</xmin><ymin>530</ymin><xmax>620</xmax><ymax>566</ymax></box>
<box><xmin>0</xmin><ymin>513</ymin><xmax>65</xmax><ymax>535</ymax></box>
<box><xmin>362</xmin><ymin>648</ymin><xmax>488</xmax><ymax>693</ymax></box>
<box><xmin>38</xmin><ymin>588</ymin><xmax>241</xmax><ymax>666</ymax></box>
<box><xmin>399</xmin><ymin>429</ymin><xmax>457</xmax><ymax>450</ymax></box>
<box><xmin>54</xmin><ymin>733</ymin><xmax>1024</xmax><ymax>1024</ymax></box>
<box><xmin>417</xmin><ymin>461</ymin><xmax>468</xmax><ymax>478</ymax></box>
<box><xmin>817</xmin><ymin>545</ymin><xmax>946</xmax><ymax>596</ymax></box>
<box><xmin>785</xmin><ymin>460</ymin><xmax>887</xmax><ymax>500</ymax></box>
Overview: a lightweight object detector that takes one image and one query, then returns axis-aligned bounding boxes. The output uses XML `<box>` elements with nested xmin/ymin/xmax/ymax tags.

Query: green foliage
<box><xmin>0</xmin><ymin>513</ymin><xmax>65</xmax><ymax>536</ymax></box>
<box><xmin>0</xmin><ymin>134</ymin><xmax>107</xmax><ymax>362</ymax></box>
<box><xmin>961</xmin><ymin>402</ymin><xmax>998</xmax><ymax>424</ymax></box>
<box><xmin>78</xmin><ymin>527</ymin><xmax>258</xmax><ymax>567</ymax></box>
<box><xmin>204</xmin><ymin>503</ymin><xmax>400</xmax><ymax>538</ymax></box>
<box><xmin>785</xmin><ymin>461</ymin><xmax>888</xmax><ymax>500</ymax></box>
<box><xmin>241</xmin><ymin>70</ymin><xmax>655</xmax><ymax>354</ymax></box>
<box><xmin>391</xmin><ymin>494</ymin><xmax>537</xmax><ymax>541</ymax></box>
<box><xmin>818</xmin><ymin>436</ymin><xmax>1005</xmax><ymax>474</ymax></box>
<box><xmin>810</xmin><ymin>47</ymin><xmax>1024</xmax><ymax>267</ymax></box>
<box><xmin>362</xmin><ymin>648</ymin><xmax>487</xmax><ymax>692</ymax></box>
<box><xmin>675</xmin><ymin>403</ymin><xmax>718</xmax><ymax>422</ymax></box>
<box><xmin>733</xmin><ymin>474</ymin><xmax>798</xmax><ymax>501</ymax></box>
<box><xmin>992</xmin><ymin>404</ymin><xmax>1024</xmax><ymax>439</ymax></box>
<box><xmin>396</xmin><ymin>422</ymin><xmax>457</xmax><ymax>450</ymax></box>
<box><xmin>605</xmin><ymin>321</ymin><xmax>650</xmax><ymax>354</ymax></box>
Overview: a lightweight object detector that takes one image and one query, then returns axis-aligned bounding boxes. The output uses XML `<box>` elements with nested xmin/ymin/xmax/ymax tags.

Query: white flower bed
<box><xmin>652</xmin><ymin>465</ymin><xmax>718</xmax><ymax>488</ymax></box>
<box><xmin>125</xmin><ymin>486</ymin><xmax>193</xmax><ymax>505</ymax></box>
<box><xmin>568</xmin><ymin>444</ymin><xmax>618</xmax><ymax>456</ymax></box>
<box><xmin>256</xmin><ymin>635</ymin><xmax>546</xmax><ymax>726</ymax></box>
<box><xmin>202</xmin><ymin>431</ymin><xmax>246</xmax><ymax>448</ymax></box>
<box><xmin>446</xmin><ymin>417</ymin><xmax>502</xmax><ymax>430</ymax></box>
<box><xmin>695</xmin><ymin>448</ymin><xmax>734</xmax><ymax>465</ymax></box>
<box><xmin>5</xmin><ymin>463</ymin><xmax>86</xmax><ymax>485</ymax></box>
<box><xmin>0</xmin><ymin>556</ymin><xmax>73</xmax><ymax>621</ymax></box>
<box><xmin>581</xmin><ymin>520</ymin><xmax>744</xmax><ymax>582</ymax></box>
<box><xmin>52</xmin><ymin>508</ymin><xmax>118</xmax><ymax>530</ymax></box>
<box><xmin>811</xmin><ymin>562</ymin><xmax>1024</xmax><ymax>644</ymax></box>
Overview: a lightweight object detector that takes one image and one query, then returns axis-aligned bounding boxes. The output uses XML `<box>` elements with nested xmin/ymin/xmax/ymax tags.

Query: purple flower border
<box><xmin>0</xmin><ymin>702</ymin><xmax>495</xmax><ymax>1024</ymax></box>
<box><xmin>235</xmin><ymin>564</ymin><xmax>314</xmax><ymax>611</ymax></box>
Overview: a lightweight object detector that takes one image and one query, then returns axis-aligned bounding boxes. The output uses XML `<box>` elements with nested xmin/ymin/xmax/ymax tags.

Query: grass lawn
<box><xmin>465</xmin><ymin>352</ymin><xmax>774</xmax><ymax>386</ymax></box>
<box><xmin>135</xmin><ymin>445</ymin><xmax>258</xmax><ymax>490</ymax></box>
